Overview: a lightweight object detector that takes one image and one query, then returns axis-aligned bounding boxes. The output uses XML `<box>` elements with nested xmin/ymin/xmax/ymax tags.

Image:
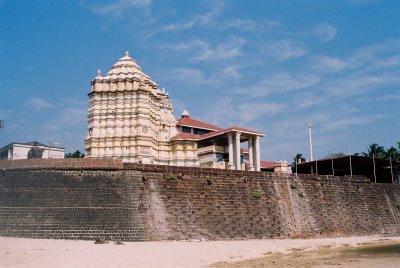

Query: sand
<box><xmin>212</xmin><ymin>240</ymin><xmax>400</xmax><ymax>267</ymax></box>
<box><xmin>1</xmin><ymin>236</ymin><xmax>399</xmax><ymax>267</ymax></box>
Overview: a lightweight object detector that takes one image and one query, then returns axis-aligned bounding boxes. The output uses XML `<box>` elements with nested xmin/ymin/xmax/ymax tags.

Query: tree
<box><xmin>65</xmin><ymin>150</ymin><xmax>85</xmax><ymax>158</ymax></box>
<box><xmin>324</xmin><ymin>152</ymin><xmax>346</xmax><ymax>159</ymax></box>
<box><xmin>291</xmin><ymin>153</ymin><xmax>306</xmax><ymax>173</ymax></box>
<box><xmin>27</xmin><ymin>146</ymin><xmax>44</xmax><ymax>158</ymax></box>
<box><xmin>384</xmin><ymin>146</ymin><xmax>400</xmax><ymax>161</ymax></box>
<box><xmin>362</xmin><ymin>143</ymin><xmax>385</xmax><ymax>158</ymax></box>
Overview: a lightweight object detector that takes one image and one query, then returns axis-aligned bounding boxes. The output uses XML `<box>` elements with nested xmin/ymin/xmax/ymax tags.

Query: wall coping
<box><xmin>0</xmin><ymin>158</ymin><xmax>123</xmax><ymax>170</ymax></box>
<box><xmin>0</xmin><ymin>158</ymin><xmax>378</xmax><ymax>184</ymax></box>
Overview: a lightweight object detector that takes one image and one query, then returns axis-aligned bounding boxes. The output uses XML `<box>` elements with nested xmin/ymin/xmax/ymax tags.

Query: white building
<box><xmin>0</xmin><ymin>141</ymin><xmax>65</xmax><ymax>160</ymax></box>
<box><xmin>85</xmin><ymin>52</ymin><xmax>265</xmax><ymax>171</ymax></box>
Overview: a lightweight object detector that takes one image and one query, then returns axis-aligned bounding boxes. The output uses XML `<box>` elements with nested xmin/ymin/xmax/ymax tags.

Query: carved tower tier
<box><xmin>85</xmin><ymin>52</ymin><xmax>178</xmax><ymax>164</ymax></box>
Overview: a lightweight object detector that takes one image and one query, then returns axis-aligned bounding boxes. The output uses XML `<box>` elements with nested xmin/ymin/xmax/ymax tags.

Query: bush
<box><xmin>251</xmin><ymin>190</ymin><xmax>262</xmax><ymax>199</ymax></box>
<box><xmin>165</xmin><ymin>172</ymin><xmax>177</xmax><ymax>180</ymax></box>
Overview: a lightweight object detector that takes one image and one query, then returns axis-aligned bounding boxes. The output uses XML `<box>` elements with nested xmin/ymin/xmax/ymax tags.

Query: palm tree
<box><xmin>324</xmin><ymin>152</ymin><xmax>346</xmax><ymax>159</ymax></box>
<box><xmin>291</xmin><ymin>153</ymin><xmax>306</xmax><ymax>173</ymax></box>
<box><xmin>384</xmin><ymin>146</ymin><xmax>400</xmax><ymax>161</ymax></box>
<box><xmin>362</xmin><ymin>143</ymin><xmax>385</xmax><ymax>158</ymax></box>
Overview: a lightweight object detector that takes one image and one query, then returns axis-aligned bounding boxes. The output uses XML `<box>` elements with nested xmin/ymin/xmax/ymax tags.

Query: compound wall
<box><xmin>0</xmin><ymin>160</ymin><xmax>399</xmax><ymax>241</ymax></box>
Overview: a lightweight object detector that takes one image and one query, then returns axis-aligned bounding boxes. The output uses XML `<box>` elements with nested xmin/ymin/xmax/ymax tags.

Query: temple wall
<box><xmin>0</xmin><ymin>159</ymin><xmax>399</xmax><ymax>241</ymax></box>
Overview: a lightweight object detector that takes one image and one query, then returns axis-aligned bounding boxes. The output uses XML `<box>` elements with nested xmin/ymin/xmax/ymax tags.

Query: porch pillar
<box><xmin>235</xmin><ymin>132</ymin><xmax>241</xmax><ymax>170</ymax></box>
<box><xmin>227</xmin><ymin>133</ymin><xmax>234</xmax><ymax>170</ymax></box>
<box><xmin>254</xmin><ymin>136</ymin><xmax>261</xmax><ymax>171</ymax></box>
<box><xmin>248</xmin><ymin>137</ymin><xmax>254</xmax><ymax>171</ymax></box>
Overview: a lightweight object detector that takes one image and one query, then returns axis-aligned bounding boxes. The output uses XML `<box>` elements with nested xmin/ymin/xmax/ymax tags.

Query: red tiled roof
<box><xmin>174</xmin><ymin>116</ymin><xmax>264</xmax><ymax>141</ymax></box>
<box><xmin>196</xmin><ymin>126</ymin><xmax>264</xmax><ymax>141</ymax></box>
<box><xmin>224</xmin><ymin>126</ymin><xmax>264</xmax><ymax>135</ymax></box>
<box><xmin>196</xmin><ymin>129</ymin><xmax>226</xmax><ymax>140</ymax></box>
<box><xmin>260</xmin><ymin>160</ymin><xmax>275</xmax><ymax>169</ymax></box>
<box><xmin>170</xmin><ymin>132</ymin><xmax>201</xmax><ymax>141</ymax></box>
<box><xmin>177</xmin><ymin>116</ymin><xmax>223</xmax><ymax>131</ymax></box>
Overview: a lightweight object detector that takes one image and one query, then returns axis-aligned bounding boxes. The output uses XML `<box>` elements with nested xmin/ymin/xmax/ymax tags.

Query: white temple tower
<box><xmin>85</xmin><ymin>52</ymin><xmax>178</xmax><ymax>164</ymax></box>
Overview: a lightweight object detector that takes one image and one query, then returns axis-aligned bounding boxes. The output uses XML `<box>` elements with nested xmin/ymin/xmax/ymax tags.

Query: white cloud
<box><xmin>298</xmin><ymin>23</ymin><xmax>337</xmax><ymax>43</ymax></box>
<box><xmin>346</xmin><ymin>0</ymin><xmax>379</xmax><ymax>5</ymax></box>
<box><xmin>324</xmin><ymin>114</ymin><xmax>388</xmax><ymax>131</ymax></box>
<box><xmin>25</xmin><ymin>97</ymin><xmax>53</xmax><ymax>111</ymax></box>
<box><xmin>222</xmin><ymin>18</ymin><xmax>257</xmax><ymax>31</ymax></box>
<box><xmin>163</xmin><ymin>65</ymin><xmax>243</xmax><ymax>86</ymax></box>
<box><xmin>268</xmin><ymin>39</ymin><xmax>307</xmax><ymax>60</ymax></box>
<box><xmin>324</xmin><ymin>72</ymin><xmax>400</xmax><ymax>97</ymax></box>
<box><xmin>163</xmin><ymin>68</ymin><xmax>205</xmax><ymax>85</ymax></box>
<box><xmin>164</xmin><ymin>38</ymin><xmax>246</xmax><ymax>62</ymax></box>
<box><xmin>238</xmin><ymin>102</ymin><xmax>286</xmax><ymax>122</ymax></box>
<box><xmin>377</xmin><ymin>94</ymin><xmax>400</xmax><ymax>101</ymax></box>
<box><xmin>218</xmin><ymin>66</ymin><xmax>241</xmax><ymax>80</ymax></box>
<box><xmin>84</xmin><ymin>0</ymin><xmax>151</xmax><ymax>17</ymax></box>
<box><xmin>195</xmin><ymin>38</ymin><xmax>246</xmax><ymax>61</ymax></box>
<box><xmin>313</xmin><ymin>23</ymin><xmax>337</xmax><ymax>42</ymax></box>
<box><xmin>198</xmin><ymin>97</ymin><xmax>285</xmax><ymax>127</ymax></box>
<box><xmin>237</xmin><ymin>72</ymin><xmax>319</xmax><ymax>96</ymax></box>
<box><xmin>221</xmin><ymin>18</ymin><xmax>279</xmax><ymax>32</ymax></box>
<box><xmin>162</xmin><ymin>1</ymin><xmax>223</xmax><ymax>32</ymax></box>
<box><xmin>311</xmin><ymin>55</ymin><xmax>347</xmax><ymax>72</ymax></box>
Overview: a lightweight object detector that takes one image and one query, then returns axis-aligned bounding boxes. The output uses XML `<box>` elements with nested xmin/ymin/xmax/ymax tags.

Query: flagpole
<box><xmin>308</xmin><ymin>121</ymin><xmax>313</xmax><ymax>162</ymax></box>
<box><xmin>390</xmin><ymin>157</ymin><xmax>394</xmax><ymax>184</ymax></box>
<box><xmin>373</xmin><ymin>154</ymin><xmax>377</xmax><ymax>183</ymax></box>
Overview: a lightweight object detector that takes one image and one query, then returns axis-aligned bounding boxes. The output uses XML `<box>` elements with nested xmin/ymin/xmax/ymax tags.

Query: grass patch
<box><xmin>251</xmin><ymin>190</ymin><xmax>262</xmax><ymax>199</ymax></box>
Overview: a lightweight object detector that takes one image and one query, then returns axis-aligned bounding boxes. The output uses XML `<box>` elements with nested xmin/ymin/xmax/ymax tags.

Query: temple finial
<box><xmin>125</xmin><ymin>51</ymin><xmax>130</xmax><ymax>56</ymax></box>
<box><xmin>97</xmin><ymin>69</ymin><xmax>101</xmax><ymax>76</ymax></box>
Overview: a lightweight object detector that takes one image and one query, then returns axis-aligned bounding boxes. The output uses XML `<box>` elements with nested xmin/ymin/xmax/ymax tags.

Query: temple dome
<box><xmin>98</xmin><ymin>51</ymin><xmax>157</xmax><ymax>86</ymax></box>
<box><xmin>107</xmin><ymin>51</ymin><xmax>143</xmax><ymax>75</ymax></box>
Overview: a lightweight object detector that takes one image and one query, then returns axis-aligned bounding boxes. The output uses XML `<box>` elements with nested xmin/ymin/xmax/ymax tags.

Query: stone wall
<box><xmin>0</xmin><ymin>158</ymin><xmax>123</xmax><ymax>170</ymax></box>
<box><xmin>0</xmin><ymin>160</ymin><xmax>399</xmax><ymax>241</ymax></box>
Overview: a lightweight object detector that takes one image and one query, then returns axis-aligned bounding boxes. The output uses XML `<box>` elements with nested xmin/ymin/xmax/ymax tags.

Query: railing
<box><xmin>197</xmin><ymin>145</ymin><xmax>225</xmax><ymax>155</ymax></box>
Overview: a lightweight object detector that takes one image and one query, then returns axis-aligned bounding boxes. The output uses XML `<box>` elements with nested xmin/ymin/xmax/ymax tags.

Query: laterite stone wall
<box><xmin>0</xmin><ymin>160</ymin><xmax>399</xmax><ymax>241</ymax></box>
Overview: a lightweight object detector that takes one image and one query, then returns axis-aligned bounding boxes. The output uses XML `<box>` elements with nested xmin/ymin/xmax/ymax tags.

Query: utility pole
<box><xmin>308</xmin><ymin>121</ymin><xmax>313</xmax><ymax>161</ymax></box>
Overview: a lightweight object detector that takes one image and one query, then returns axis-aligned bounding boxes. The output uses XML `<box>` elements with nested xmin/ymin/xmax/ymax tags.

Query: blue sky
<box><xmin>0</xmin><ymin>0</ymin><xmax>399</xmax><ymax>161</ymax></box>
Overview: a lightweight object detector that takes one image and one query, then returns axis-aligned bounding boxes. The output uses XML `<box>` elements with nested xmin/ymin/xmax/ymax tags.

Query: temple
<box><xmin>85</xmin><ymin>52</ymin><xmax>264</xmax><ymax>171</ymax></box>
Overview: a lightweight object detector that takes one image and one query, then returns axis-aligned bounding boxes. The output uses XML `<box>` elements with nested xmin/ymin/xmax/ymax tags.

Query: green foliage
<box><xmin>324</xmin><ymin>152</ymin><xmax>346</xmax><ymax>159</ymax></box>
<box><xmin>362</xmin><ymin>143</ymin><xmax>385</xmax><ymax>158</ymax></box>
<box><xmin>165</xmin><ymin>172</ymin><xmax>177</xmax><ymax>180</ymax></box>
<box><xmin>27</xmin><ymin>147</ymin><xmax>43</xmax><ymax>159</ymax></box>
<box><xmin>251</xmin><ymin>189</ymin><xmax>262</xmax><ymax>199</ymax></box>
<box><xmin>384</xmin><ymin>146</ymin><xmax>400</xmax><ymax>161</ymax></box>
<box><xmin>396</xmin><ymin>202</ymin><xmax>400</xmax><ymax>210</ymax></box>
<box><xmin>291</xmin><ymin>153</ymin><xmax>306</xmax><ymax>173</ymax></box>
<box><xmin>65</xmin><ymin>150</ymin><xmax>85</xmax><ymax>158</ymax></box>
<box><xmin>357</xmin><ymin>141</ymin><xmax>400</xmax><ymax>161</ymax></box>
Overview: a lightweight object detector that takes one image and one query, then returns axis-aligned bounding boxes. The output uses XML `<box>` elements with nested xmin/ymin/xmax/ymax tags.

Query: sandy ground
<box><xmin>1</xmin><ymin>236</ymin><xmax>399</xmax><ymax>268</ymax></box>
<box><xmin>212</xmin><ymin>240</ymin><xmax>400</xmax><ymax>267</ymax></box>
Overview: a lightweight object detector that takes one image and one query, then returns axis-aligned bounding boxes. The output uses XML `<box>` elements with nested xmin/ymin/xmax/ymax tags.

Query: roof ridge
<box><xmin>177</xmin><ymin>116</ymin><xmax>223</xmax><ymax>131</ymax></box>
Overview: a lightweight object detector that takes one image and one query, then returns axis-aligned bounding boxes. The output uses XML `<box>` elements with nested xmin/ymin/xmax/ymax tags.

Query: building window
<box><xmin>182</xmin><ymin>126</ymin><xmax>191</xmax><ymax>133</ymax></box>
<box><xmin>193</xmin><ymin>128</ymin><xmax>210</xmax><ymax>135</ymax></box>
<box><xmin>215</xmin><ymin>153</ymin><xmax>224</xmax><ymax>162</ymax></box>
